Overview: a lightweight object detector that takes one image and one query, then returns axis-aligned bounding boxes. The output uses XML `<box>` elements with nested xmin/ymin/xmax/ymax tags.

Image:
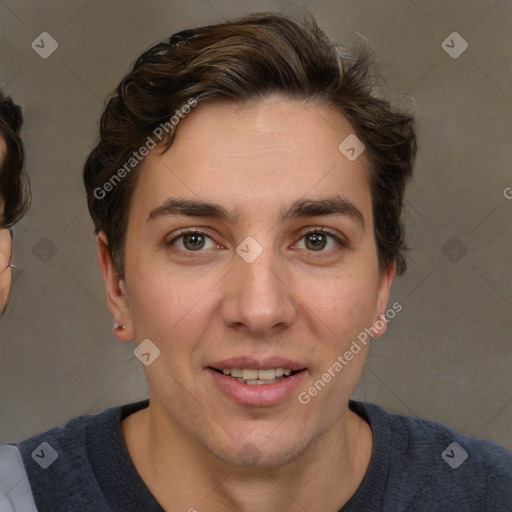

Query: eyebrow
<box><xmin>148</xmin><ymin>195</ymin><xmax>365</xmax><ymax>230</ymax></box>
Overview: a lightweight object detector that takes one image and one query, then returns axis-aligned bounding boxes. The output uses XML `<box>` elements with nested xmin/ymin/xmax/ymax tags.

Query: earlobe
<box><xmin>113</xmin><ymin>322</ymin><xmax>131</xmax><ymax>342</ymax></box>
<box><xmin>96</xmin><ymin>232</ymin><xmax>134</xmax><ymax>342</ymax></box>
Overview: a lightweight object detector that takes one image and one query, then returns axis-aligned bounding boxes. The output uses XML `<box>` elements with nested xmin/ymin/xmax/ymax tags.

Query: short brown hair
<box><xmin>83</xmin><ymin>11</ymin><xmax>416</xmax><ymax>278</ymax></box>
<box><xmin>0</xmin><ymin>90</ymin><xmax>30</xmax><ymax>227</ymax></box>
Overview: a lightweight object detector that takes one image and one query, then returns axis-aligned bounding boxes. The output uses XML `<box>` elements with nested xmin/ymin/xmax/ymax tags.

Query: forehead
<box><xmin>131</xmin><ymin>97</ymin><xmax>372</xmax><ymax>222</ymax></box>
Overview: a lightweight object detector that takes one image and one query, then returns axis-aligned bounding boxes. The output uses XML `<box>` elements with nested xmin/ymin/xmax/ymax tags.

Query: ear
<box><xmin>370</xmin><ymin>260</ymin><xmax>396</xmax><ymax>339</ymax></box>
<box><xmin>97</xmin><ymin>231</ymin><xmax>133</xmax><ymax>342</ymax></box>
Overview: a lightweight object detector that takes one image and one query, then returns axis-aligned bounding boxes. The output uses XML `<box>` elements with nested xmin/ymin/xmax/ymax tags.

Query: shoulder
<box><xmin>389</xmin><ymin>406</ymin><xmax>512</xmax><ymax>474</ymax></box>
<box><xmin>0</xmin><ymin>444</ymin><xmax>38</xmax><ymax>511</ymax></box>
<box><xmin>1</xmin><ymin>410</ymin><xmax>104</xmax><ymax>510</ymax></box>
<box><xmin>16</xmin><ymin>399</ymin><xmax>146</xmax><ymax>462</ymax></box>
<box><xmin>3</xmin><ymin>400</ymin><xmax>149</xmax><ymax>511</ymax></box>
<box><xmin>353</xmin><ymin>401</ymin><xmax>512</xmax><ymax>510</ymax></box>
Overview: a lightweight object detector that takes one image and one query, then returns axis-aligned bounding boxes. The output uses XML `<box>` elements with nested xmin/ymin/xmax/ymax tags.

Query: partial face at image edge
<box><xmin>0</xmin><ymin>137</ymin><xmax>14</xmax><ymax>316</ymax></box>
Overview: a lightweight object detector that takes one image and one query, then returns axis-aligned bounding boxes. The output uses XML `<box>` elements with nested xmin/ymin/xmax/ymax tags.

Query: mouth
<box><xmin>209</xmin><ymin>367</ymin><xmax>304</xmax><ymax>385</ymax></box>
<box><xmin>205</xmin><ymin>359</ymin><xmax>308</xmax><ymax>406</ymax></box>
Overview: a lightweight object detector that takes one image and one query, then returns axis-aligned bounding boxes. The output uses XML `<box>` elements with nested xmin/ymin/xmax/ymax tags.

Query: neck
<box><xmin>122</xmin><ymin>401</ymin><xmax>373</xmax><ymax>512</ymax></box>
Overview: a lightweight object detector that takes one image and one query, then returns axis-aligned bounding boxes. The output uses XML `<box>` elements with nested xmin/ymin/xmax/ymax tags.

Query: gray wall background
<box><xmin>0</xmin><ymin>0</ymin><xmax>511</xmax><ymax>449</ymax></box>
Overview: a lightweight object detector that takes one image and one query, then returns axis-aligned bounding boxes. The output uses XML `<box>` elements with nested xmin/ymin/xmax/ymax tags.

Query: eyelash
<box><xmin>166</xmin><ymin>227</ymin><xmax>347</xmax><ymax>257</ymax></box>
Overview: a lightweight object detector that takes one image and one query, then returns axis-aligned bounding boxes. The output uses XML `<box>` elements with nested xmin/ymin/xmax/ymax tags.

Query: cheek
<box><xmin>300</xmin><ymin>269</ymin><xmax>379</xmax><ymax>341</ymax></box>
<box><xmin>127</xmin><ymin>266</ymin><xmax>218</xmax><ymax>344</ymax></box>
<box><xmin>302</xmin><ymin>273</ymin><xmax>377</xmax><ymax>396</ymax></box>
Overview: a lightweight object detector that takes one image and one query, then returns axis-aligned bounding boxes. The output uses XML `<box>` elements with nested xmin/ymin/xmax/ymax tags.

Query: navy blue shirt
<box><xmin>2</xmin><ymin>399</ymin><xmax>511</xmax><ymax>511</ymax></box>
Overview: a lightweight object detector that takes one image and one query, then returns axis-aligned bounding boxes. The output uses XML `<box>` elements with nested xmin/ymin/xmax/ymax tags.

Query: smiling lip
<box><xmin>206</xmin><ymin>356</ymin><xmax>308</xmax><ymax>407</ymax></box>
<box><xmin>206</xmin><ymin>368</ymin><xmax>307</xmax><ymax>406</ymax></box>
<box><xmin>207</xmin><ymin>356</ymin><xmax>306</xmax><ymax>372</ymax></box>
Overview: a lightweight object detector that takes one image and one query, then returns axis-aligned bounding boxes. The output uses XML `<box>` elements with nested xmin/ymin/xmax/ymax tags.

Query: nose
<box><xmin>221</xmin><ymin>242</ymin><xmax>297</xmax><ymax>337</ymax></box>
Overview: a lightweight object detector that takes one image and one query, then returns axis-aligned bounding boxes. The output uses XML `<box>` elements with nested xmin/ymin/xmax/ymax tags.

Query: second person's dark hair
<box><xmin>0</xmin><ymin>90</ymin><xmax>30</xmax><ymax>227</ymax></box>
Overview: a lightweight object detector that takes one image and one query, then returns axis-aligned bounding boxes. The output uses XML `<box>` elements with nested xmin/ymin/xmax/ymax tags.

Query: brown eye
<box><xmin>182</xmin><ymin>233</ymin><xmax>206</xmax><ymax>251</ymax></box>
<box><xmin>167</xmin><ymin>229</ymin><xmax>219</xmax><ymax>253</ymax></box>
<box><xmin>295</xmin><ymin>228</ymin><xmax>344</xmax><ymax>253</ymax></box>
<box><xmin>304</xmin><ymin>232</ymin><xmax>328</xmax><ymax>251</ymax></box>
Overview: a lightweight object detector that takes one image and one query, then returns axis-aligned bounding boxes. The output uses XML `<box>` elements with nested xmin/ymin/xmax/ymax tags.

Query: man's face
<box><xmin>104</xmin><ymin>97</ymin><xmax>394</xmax><ymax>467</ymax></box>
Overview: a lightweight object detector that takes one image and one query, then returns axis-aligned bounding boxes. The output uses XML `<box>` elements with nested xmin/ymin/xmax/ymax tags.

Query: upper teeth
<box><xmin>222</xmin><ymin>368</ymin><xmax>292</xmax><ymax>380</ymax></box>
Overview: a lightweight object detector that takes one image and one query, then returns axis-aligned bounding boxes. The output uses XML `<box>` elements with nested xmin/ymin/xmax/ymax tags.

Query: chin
<box><xmin>209</xmin><ymin>429</ymin><xmax>319</xmax><ymax>470</ymax></box>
